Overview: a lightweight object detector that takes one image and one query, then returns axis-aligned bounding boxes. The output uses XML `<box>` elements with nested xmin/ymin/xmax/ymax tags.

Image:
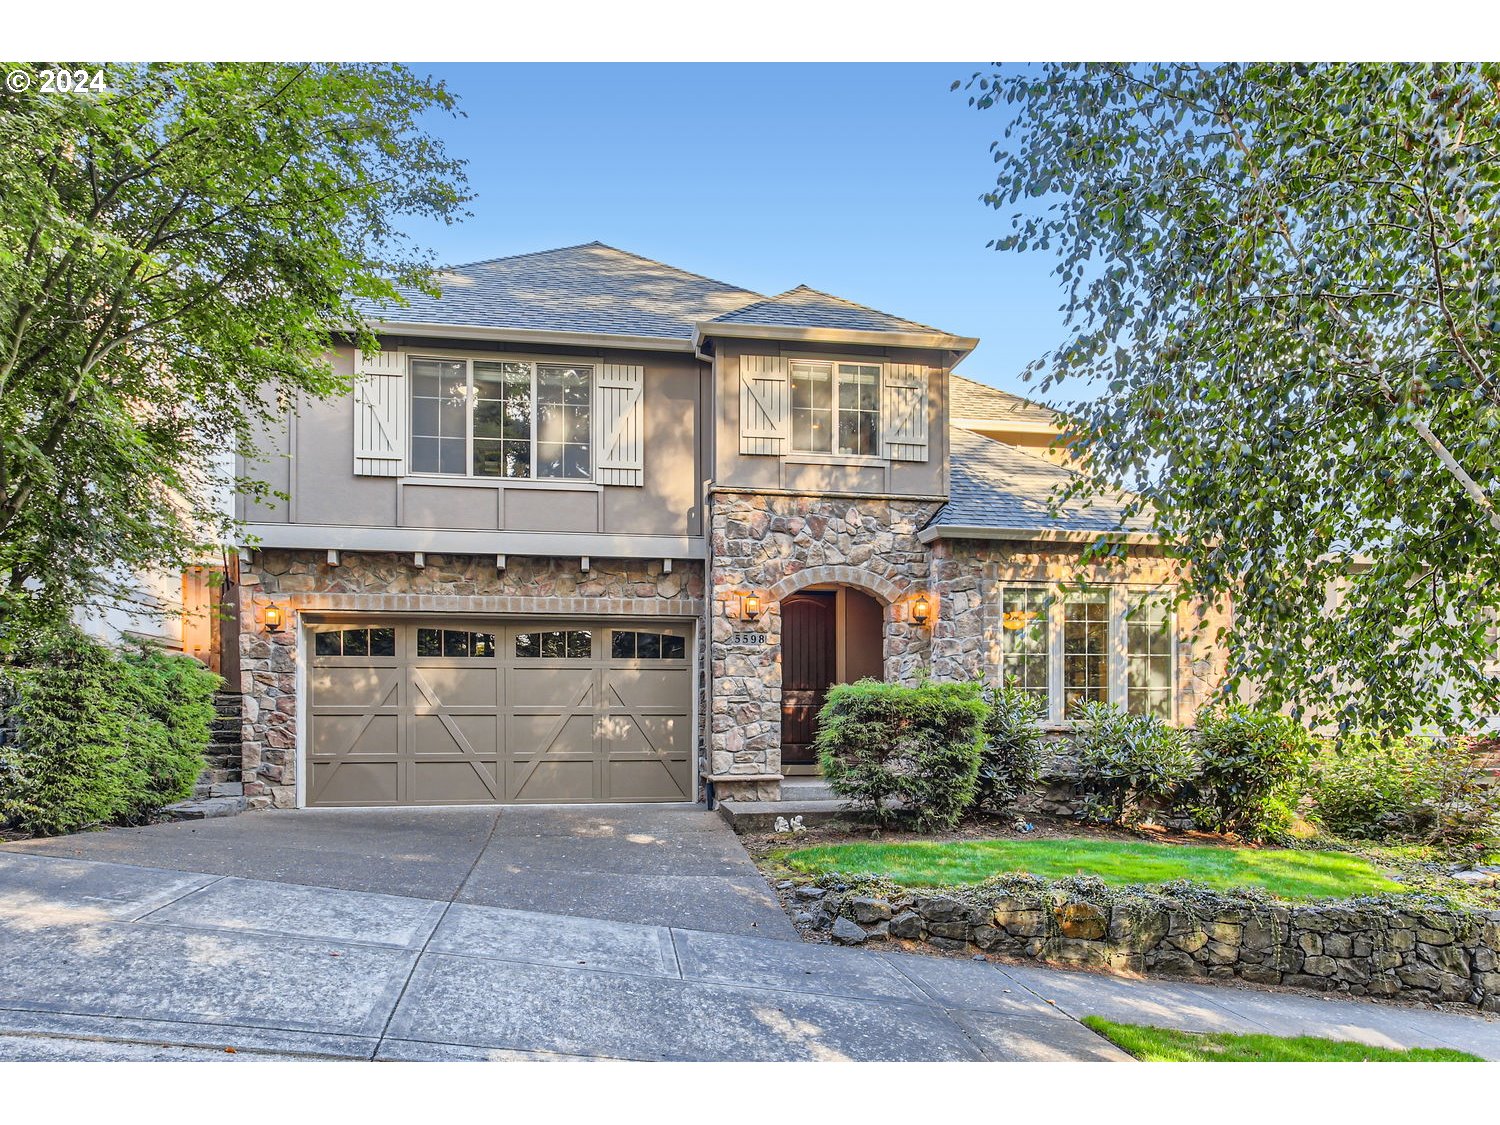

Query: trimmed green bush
<box><xmin>1188</xmin><ymin>704</ymin><xmax>1313</xmax><ymax>841</ymax></box>
<box><xmin>0</xmin><ymin>628</ymin><xmax>220</xmax><ymax>835</ymax></box>
<box><xmin>1312</xmin><ymin>731</ymin><xmax>1500</xmax><ymax>846</ymax></box>
<box><xmin>975</xmin><ymin>684</ymin><xmax>1047</xmax><ymax>814</ymax></box>
<box><xmin>1072</xmin><ymin>700</ymin><xmax>1195</xmax><ymax>825</ymax></box>
<box><xmin>816</xmin><ymin>679</ymin><xmax>987</xmax><ymax>830</ymax></box>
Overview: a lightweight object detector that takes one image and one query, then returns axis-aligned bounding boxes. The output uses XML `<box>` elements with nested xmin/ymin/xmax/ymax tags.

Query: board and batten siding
<box><xmin>880</xmin><ymin>362</ymin><xmax>930</xmax><ymax>462</ymax></box>
<box><xmin>594</xmin><ymin>363</ymin><xmax>645</xmax><ymax>486</ymax></box>
<box><xmin>738</xmin><ymin>354</ymin><xmax>791</xmax><ymax>455</ymax></box>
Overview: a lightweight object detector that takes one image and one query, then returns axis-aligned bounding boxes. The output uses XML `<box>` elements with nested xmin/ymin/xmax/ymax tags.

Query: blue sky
<box><xmin>406</xmin><ymin>63</ymin><xmax>1061</xmax><ymax>399</ymax></box>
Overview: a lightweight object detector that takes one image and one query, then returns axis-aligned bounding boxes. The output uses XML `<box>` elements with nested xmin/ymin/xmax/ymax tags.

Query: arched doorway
<box><xmin>780</xmin><ymin>585</ymin><xmax>884</xmax><ymax>769</ymax></box>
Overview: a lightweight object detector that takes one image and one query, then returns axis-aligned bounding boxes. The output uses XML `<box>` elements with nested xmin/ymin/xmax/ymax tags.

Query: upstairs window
<box><xmin>790</xmin><ymin>361</ymin><xmax>880</xmax><ymax>456</ymax></box>
<box><xmin>410</xmin><ymin>357</ymin><xmax>593</xmax><ymax>479</ymax></box>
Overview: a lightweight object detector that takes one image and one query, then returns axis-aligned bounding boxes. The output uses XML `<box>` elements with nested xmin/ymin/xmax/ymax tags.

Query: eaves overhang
<box><xmin>916</xmin><ymin>523</ymin><xmax>1161</xmax><ymax>546</ymax></box>
<box><xmin>363</xmin><ymin>318</ymin><xmax>698</xmax><ymax>354</ymax></box>
<box><xmin>693</xmin><ymin>320</ymin><xmax>979</xmax><ymax>357</ymax></box>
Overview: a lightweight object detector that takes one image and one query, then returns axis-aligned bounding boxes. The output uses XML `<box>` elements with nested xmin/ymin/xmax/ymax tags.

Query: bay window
<box><xmin>409</xmin><ymin>356</ymin><xmax>593</xmax><ymax>479</ymax></box>
<box><xmin>998</xmin><ymin>584</ymin><xmax>1178</xmax><ymax>723</ymax></box>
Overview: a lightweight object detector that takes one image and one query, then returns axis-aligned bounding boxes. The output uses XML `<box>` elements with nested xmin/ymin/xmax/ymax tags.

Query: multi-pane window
<box><xmin>514</xmin><ymin>630</ymin><xmax>593</xmax><ymax>659</ymax></box>
<box><xmin>313</xmin><ymin>626</ymin><xmax>396</xmax><ymax>658</ymax></box>
<box><xmin>611</xmin><ymin>630</ymin><xmax>687</xmax><ymax>660</ymax></box>
<box><xmin>416</xmin><ymin>629</ymin><xmax>496</xmax><ymax>658</ymax></box>
<box><xmin>999</xmin><ymin>588</ymin><xmax>1050</xmax><ymax>708</ymax></box>
<box><xmin>1125</xmin><ymin>595</ymin><xmax>1174</xmax><ymax>719</ymax></box>
<box><xmin>1062</xmin><ymin>588</ymin><xmax>1111</xmax><ymax>718</ymax></box>
<box><xmin>409</xmin><ymin>357</ymin><xmax>592</xmax><ymax>480</ymax></box>
<box><xmin>999</xmin><ymin>585</ymin><xmax>1177</xmax><ymax>723</ymax></box>
<box><xmin>790</xmin><ymin>361</ymin><xmax>880</xmax><ymax>456</ymax></box>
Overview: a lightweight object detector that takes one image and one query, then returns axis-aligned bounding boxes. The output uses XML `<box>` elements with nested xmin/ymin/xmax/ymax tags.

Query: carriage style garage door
<box><xmin>306</xmin><ymin>619</ymin><xmax>694</xmax><ymax>806</ymax></box>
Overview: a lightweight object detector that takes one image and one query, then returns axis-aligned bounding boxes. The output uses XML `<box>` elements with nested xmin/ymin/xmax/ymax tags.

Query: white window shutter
<box><xmin>739</xmin><ymin>355</ymin><xmax>790</xmax><ymax>455</ymax></box>
<box><xmin>353</xmin><ymin>349</ymin><xmax>407</xmax><ymax>477</ymax></box>
<box><xmin>594</xmin><ymin>363</ymin><xmax>645</xmax><ymax>486</ymax></box>
<box><xmin>881</xmin><ymin>363</ymin><xmax>930</xmax><ymax>462</ymax></box>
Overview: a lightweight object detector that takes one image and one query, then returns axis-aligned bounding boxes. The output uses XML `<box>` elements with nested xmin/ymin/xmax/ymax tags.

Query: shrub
<box><xmin>1188</xmin><ymin>705</ymin><xmax>1313</xmax><ymax>841</ymax></box>
<box><xmin>1072</xmin><ymin>701</ymin><xmax>1196</xmax><ymax>825</ymax></box>
<box><xmin>816</xmin><ymin>679</ymin><xmax>987</xmax><ymax>830</ymax></box>
<box><xmin>1312</xmin><ymin>731</ymin><xmax>1500</xmax><ymax>846</ymax></box>
<box><xmin>0</xmin><ymin>628</ymin><xmax>220</xmax><ymax>835</ymax></box>
<box><xmin>975</xmin><ymin>684</ymin><xmax>1047</xmax><ymax>813</ymax></box>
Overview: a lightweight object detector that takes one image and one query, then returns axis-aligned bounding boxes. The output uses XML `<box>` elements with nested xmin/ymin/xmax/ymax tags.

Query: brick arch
<box><xmin>766</xmin><ymin>565</ymin><xmax>906</xmax><ymax>607</ymax></box>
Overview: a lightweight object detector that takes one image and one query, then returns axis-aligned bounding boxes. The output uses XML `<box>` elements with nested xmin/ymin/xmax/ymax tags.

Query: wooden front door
<box><xmin>780</xmin><ymin>592</ymin><xmax>836</xmax><ymax>766</ymax></box>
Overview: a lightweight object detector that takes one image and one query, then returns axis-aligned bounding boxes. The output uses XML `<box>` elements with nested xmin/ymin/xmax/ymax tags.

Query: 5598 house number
<box><xmin>729</xmin><ymin>630</ymin><xmax>769</xmax><ymax>646</ymax></box>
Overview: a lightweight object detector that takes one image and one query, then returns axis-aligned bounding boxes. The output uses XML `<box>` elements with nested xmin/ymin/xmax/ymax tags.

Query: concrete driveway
<box><xmin>4</xmin><ymin>805</ymin><xmax>796</xmax><ymax>939</ymax></box>
<box><xmin>3</xmin><ymin>807</ymin><xmax>1499</xmax><ymax>1061</ymax></box>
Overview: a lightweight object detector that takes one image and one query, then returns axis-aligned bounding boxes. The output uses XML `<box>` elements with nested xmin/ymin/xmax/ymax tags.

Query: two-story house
<box><xmin>231</xmin><ymin>242</ymin><xmax>1226</xmax><ymax>810</ymax></box>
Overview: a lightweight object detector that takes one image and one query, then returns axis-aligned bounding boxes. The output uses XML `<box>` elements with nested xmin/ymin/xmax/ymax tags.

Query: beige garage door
<box><xmin>307</xmin><ymin>620</ymin><xmax>694</xmax><ymax>806</ymax></box>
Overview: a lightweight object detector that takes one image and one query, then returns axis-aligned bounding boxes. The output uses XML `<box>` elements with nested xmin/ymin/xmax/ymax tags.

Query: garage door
<box><xmin>307</xmin><ymin>620</ymin><xmax>694</xmax><ymax>806</ymax></box>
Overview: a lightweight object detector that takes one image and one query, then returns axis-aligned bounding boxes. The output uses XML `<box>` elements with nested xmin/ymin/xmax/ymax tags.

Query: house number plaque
<box><xmin>729</xmin><ymin>629</ymin><xmax>769</xmax><ymax>646</ymax></box>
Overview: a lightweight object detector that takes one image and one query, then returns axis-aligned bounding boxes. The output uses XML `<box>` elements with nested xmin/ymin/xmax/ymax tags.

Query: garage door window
<box><xmin>611</xmin><ymin>630</ymin><xmax>686</xmax><ymax>660</ymax></box>
<box><xmin>314</xmin><ymin>626</ymin><xmax>396</xmax><ymax>657</ymax></box>
<box><xmin>515</xmin><ymin>629</ymin><xmax>593</xmax><ymax>659</ymax></box>
<box><xmin>415</xmin><ymin>628</ymin><xmax>496</xmax><ymax>658</ymax></box>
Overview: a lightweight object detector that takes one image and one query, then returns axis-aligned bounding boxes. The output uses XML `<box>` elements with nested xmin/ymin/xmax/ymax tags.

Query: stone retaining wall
<box><xmin>790</xmin><ymin>879</ymin><xmax>1500</xmax><ymax>1012</ymax></box>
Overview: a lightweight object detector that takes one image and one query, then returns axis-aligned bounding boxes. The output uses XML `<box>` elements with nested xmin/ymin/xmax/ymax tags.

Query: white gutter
<box><xmin>917</xmin><ymin>523</ymin><xmax>1161</xmax><ymax>546</ymax></box>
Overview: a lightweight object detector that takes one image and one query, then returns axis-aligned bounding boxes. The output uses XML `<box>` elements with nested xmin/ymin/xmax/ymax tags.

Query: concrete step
<box><xmin>162</xmin><ymin>795</ymin><xmax>247</xmax><ymax>821</ymax></box>
<box><xmin>716</xmin><ymin>798</ymin><xmax>856</xmax><ymax>833</ymax></box>
<box><xmin>781</xmin><ymin>778</ymin><xmax>836</xmax><ymax>801</ymax></box>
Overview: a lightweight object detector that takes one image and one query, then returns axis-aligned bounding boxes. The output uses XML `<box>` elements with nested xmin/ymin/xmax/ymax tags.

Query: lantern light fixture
<box><xmin>910</xmin><ymin>594</ymin><xmax>932</xmax><ymax>626</ymax></box>
<box><xmin>263</xmin><ymin>604</ymin><xmax>284</xmax><ymax>633</ymax></box>
<box><xmin>740</xmin><ymin>593</ymin><xmax>762</xmax><ymax>620</ymax></box>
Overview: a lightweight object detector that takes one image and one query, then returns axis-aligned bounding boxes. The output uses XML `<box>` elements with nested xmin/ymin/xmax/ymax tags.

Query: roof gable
<box><xmin>949</xmin><ymin>374</ymin><xmax>1058</xmax><ymax>427</ymax></box>
<box><xmin>363</xmin><ymin>242</ymin><xmax>764</xmax><ymax>341</ymax></box>
<box><xmin>706</xmin><ymin>285</ymin><xmax>948</xmax><ymax>335</ymax></box>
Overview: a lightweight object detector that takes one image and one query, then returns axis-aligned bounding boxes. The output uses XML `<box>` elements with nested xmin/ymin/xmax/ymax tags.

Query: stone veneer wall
<box><xmin>706</xmin><ymin>493</ymin><xmax>1230</xmax><ymax>800</ymax></box>
<box><xmin>791</xmin><ymin>881</ymin><xmax>1500</xmax><ymax>1012</ymax></box>
<box><xmin>235</xmin><ymin>550</ymin><xmax>705</xmax><ymax>809</ymax></box>
<box><xmin>706</xmin><ymin>494</ymin><xmax>939</xmax><ymax>800</ymax></box>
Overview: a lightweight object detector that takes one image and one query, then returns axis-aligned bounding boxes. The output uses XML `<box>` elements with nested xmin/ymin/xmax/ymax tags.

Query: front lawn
<box><xmin>1081</xmin><ymin>1018</ymin><xmax>1481</xmax><ymax>1062</ymax></box>
<box><xmin>772</xmin><ymin>837</ymin><xmax>1404</xmax><ymax>901</ymax></box>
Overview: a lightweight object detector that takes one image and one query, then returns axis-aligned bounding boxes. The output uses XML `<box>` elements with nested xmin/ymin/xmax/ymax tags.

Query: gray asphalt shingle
<box><xmin>707</xmin><ymin>285</ymin><xmax>948</xmax><ymax>335</ymax></box>
<box><xmin>949</xmin><ymin>374</ymin><xmax>1059</xmax><ymax>427</ymax></box>
<box><xmin>360</xmin><ymin>242</ymin><xmax>764</xmax><ymax>340</ymax></box>
<box><xmin>930</xmin><ymin>428</ymin><xmax>1152</xmax><ymax>535</ymax></box>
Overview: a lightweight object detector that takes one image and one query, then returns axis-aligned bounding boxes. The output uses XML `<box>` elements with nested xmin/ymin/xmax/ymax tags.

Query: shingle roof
<box><xmin>930</xmin><ymin>428</ymin><xmax>1151</xmax><ymax>535</ymax></box>
<box><xmin>949</xmin><ymin>374</ymin><xmax>1059</xmax><ymax>427</ymax></box>
<box><xmin>361</xmin><ymin>242</ymin><xmax>764</xmax><ymax>340</ymax></box>
<box><xmin>706</xmin><ymin>285</ymin><xmax>949</xmax><ymax>335</ymax></box>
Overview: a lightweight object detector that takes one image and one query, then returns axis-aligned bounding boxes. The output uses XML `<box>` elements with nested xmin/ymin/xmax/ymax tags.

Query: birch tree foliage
<box><xmin>0</xmin><ymin>62</ymin><xmax>469</xmax><ymax>647</ymax></box>
<box><xmin>967</xmin><ymin>63</ymin><xmax>1500</xmax><ymax>732</ymax></box>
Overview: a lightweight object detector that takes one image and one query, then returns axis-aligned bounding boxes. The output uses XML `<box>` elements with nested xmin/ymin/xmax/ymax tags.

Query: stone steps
<box><xmin>162</xmin><ymin>795</ymin><xmax>248</xmax><ymax>820</ymax></box>
<box><xmin>716</xmin><ymin>798</ymin><xmax>854</xmax><ymax>833</ymax></box>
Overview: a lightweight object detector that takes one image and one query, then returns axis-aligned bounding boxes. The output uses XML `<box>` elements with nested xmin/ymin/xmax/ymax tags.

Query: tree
<box><xmin>966</xmin><ymin>63</ymin><xmax>1500</xmax><ymax>733</ymax></box>
<box><xmin>0</xmin><ymin>62</ymin><xmax>469</xmax><ymax>646</ymax></box>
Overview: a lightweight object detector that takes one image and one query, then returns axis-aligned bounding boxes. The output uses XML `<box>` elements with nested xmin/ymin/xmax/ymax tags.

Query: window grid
<box><xmin>1000</xmin><ymin>587</ymin><xmax>1050</xmax><ymax>710</ymax></box>
<box><xmin>409</xmin><ymin>356</ymin><xmax>592</xmax><ymax>481</ymax></box>
<box><xmin>790</xmin><ymin>361</ymin><xmax>881</xmax><ymax>456</ymax></box>
<box><xmin>1000</xmin><ymin>585</ymin><xmax>1175</xmax><ymax>723</ymax></box>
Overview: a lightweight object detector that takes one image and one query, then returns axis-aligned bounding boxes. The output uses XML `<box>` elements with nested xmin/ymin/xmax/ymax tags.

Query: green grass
<box><xmin>1081</xmin><ymin>1017</ymin><xmax>1482</xmax><ymax>1061</ymax></box>
<box><xmin>772</xmin><ymin>837</ymin><xmax>1405</xmax><ymax>901</ymax></box>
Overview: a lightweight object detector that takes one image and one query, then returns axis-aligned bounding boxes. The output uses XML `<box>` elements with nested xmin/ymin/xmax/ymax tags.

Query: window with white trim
<box><xmin>409</xmin><ymin>356</ymin><xmax>593</xmax><ymax>479</ymax></box>
<box><xmin>998</xmin><ymin>584</ymin><xmax>1178</xmax><ymax>723</ymax></box>
<box><xmin>790</xmin><ymin>361</ymin><xmax>881</xmax><ymax>455</ymax></box>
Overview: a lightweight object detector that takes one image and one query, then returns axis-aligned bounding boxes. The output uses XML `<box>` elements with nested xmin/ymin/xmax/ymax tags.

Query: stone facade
<box><xmin>706</xmin><ymin>493</ymin><xmax>939</xmax><ymax>800</ymax></box>
<box><xmin>792</xmin><ymin>878</ymin><xmax>1500</xmax><ymax>1013</ymax></box>
<box><xmin>234</xmin><ymin>549</ymin><xmax>705</xmax><ymax>809</ymax></box>
<box><xmin>706</xmin><ymin>492</ymin><xmax>1230</xmax><ymax>800</ymax></box>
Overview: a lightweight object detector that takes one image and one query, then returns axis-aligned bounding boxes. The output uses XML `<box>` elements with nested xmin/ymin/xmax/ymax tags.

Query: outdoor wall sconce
<box><xmin>910</xmin><ymin>594</ymin><xmax>932</xmax><ymax>626</ymax></box>
<box><xmin>263</xmin><ymin>604</ymin><xmax>284</xmax><ymax>633</ymax></box>
<box><xmin>738</xmin><ymin>593</ymin><xmax>762</xmax><ymax>620</ymax></box>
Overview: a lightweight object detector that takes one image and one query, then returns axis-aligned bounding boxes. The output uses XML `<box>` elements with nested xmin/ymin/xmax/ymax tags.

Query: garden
<box><xmin>747</xmin><ymin>679</ymin><xmax>1500</xmax><ymax>1010</ymax></box>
